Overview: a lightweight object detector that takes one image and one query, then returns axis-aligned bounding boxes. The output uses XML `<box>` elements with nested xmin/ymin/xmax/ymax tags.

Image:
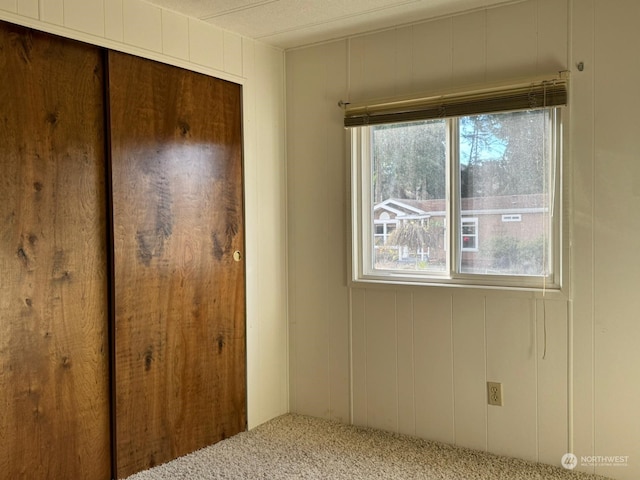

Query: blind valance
<box><xmin>343</xmin><ymin>73</ymin><xmax>568</xmax><ymax>128</ymax></box>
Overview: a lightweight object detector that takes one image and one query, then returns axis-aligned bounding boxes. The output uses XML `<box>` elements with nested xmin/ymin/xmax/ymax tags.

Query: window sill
<box><xmin>349</xmin><ymin>273</ymin><xmax>565</xmax><ymax>297</ymax></box>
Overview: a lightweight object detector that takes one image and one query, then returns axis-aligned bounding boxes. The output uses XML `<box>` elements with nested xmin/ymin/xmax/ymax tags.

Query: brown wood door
<box><xmin>0</xmin><ymin>22</ymin><xmax>111</xmax><ymax>480</ymax></box>
<box><xmin>107</xmin><ymin>51</ymin><xmax>246</xmax><ymax>478</ymax></box>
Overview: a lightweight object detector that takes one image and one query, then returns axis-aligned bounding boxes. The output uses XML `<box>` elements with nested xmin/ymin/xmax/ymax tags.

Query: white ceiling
<box><xmin>144</xmin><ymin>0</ymin><xmax>518</xmax><ymax>49</ymax></box>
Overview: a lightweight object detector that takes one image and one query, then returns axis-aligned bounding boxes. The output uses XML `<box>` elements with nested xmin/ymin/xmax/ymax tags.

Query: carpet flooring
<box><xmin>124</xmin><ymin>414</ymin><xmax>611</xmax><ymax>480</ymax></box>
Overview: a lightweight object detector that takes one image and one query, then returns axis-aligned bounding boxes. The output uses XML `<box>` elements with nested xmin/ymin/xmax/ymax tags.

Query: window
<box><xmin>347</xmin><ymin>76</ymin><xmax>565</xmax><ymax>289</ymax></box>
<box><xmin>461</xmin><ymin>218</ymin><xmax>478</xmax><ymax>251</ymax></box>
<box><xmin>373</xmin><ymin>219</ymin><xmax>396</xmax><ymax>246</ymax></box>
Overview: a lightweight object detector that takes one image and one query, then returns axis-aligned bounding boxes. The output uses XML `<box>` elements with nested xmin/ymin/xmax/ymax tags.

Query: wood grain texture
<box><xmin>0</xmin><ymin>21</ymin><xmax>111</xmax><ymax>480</ymax></box>
<box><xmin>108</xmin><ymin>51</ymin><xmax>246</xmax><ymax>479</ymax></box>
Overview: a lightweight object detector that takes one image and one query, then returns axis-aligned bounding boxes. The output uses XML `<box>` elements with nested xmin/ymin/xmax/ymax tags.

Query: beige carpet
<box><xmin>124</xmin><ymin>414</ymin><xmax>611</xmax><ymax>480</ymax></box>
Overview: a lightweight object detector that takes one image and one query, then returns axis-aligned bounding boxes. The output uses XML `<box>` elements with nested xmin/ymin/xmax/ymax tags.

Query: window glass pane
<box><xmin>371</xmin><ymin>120</ymin><xmax>447</xmax><ymax>273</ymax></box>
<box><xmin>458</xmin><ymin>110</ymin><xmax>551</xmax><ymax>275</ymax></box>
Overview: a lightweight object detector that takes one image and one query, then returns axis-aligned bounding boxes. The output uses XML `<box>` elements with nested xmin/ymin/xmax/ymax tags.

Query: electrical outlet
<box><xmin>487</xmin><ymin>382</ymin><xmax>503</xmax><ymax>406</ymax></box>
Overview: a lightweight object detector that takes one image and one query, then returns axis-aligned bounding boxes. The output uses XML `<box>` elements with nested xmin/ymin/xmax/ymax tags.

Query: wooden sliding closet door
<box><xmin>108</xmin><ymin>51</ymin><xmax>246</xmax><ymax>478</ymax></box>
<box><xmin>0</xmin><ymin>22</ymin><xmax>111</xmax><ymax>479</ymax></box>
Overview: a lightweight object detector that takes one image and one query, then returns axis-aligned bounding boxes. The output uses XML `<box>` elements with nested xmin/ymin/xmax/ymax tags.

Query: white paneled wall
<box><xmin>18</xmin><ymin>0</ymin><xmax>37</xmax><ymax>18</ymax></box>
<box><xmin>161</xmin><ymin>9</ymin><xmax>188</xmax><ymax>60</ymax></box>
<box><xmin>122</xmin><ymin>0</ymin><xmax>162</xmax><ymax>53</ymax></box>
<box><xmin>589</xmin><ymin>2</ymin><xmax>640</xmax><ymax>478</ymax></box>
<box><xmin>105</xmin><ymin>0</ymin><xmax>123</xmax><ymax>41</ymax></box>
<box><xmin>287</xmin><ymin>0</ymin><xmax>640</xmax><ymax>479</ymax></box>
<box><xmin>288</xmin><ymin>0</ymin><xmax>640</xmax><ymax>479</ymax></box>
<box><xmin>245</xmin><ymin>40</ymin><xmax>288</xmax><ymax>428</ymax></box>
<box><xmin>485</xmin><ymin>296</ymin><xmax>538</xmax><ymax>462</ymax></box>
<box><xmin>570</xmin><ymin>0</ymin><xmax>596</xmax><ymax>471</ymax></box>
<box><xmin>40</xmin><ymin>0</ymin><xmax>63</xmax><ymax>25</ymax></box>
<box><xmin>287</xmin><ymin>0</ymin><xmax>570</xmax><ymax>462</ymax></box>
<box><xmin>287</xmin><ymin>40</ymin><xmax>350</xmax><ymax>423</ymax></box>
<box><xmin>0</xmin><ymin>0</ymin><xmax>288</xmax><ymax>430</ymax></box>
<box><xmin>67</xmin><ymin>0</ymin><xmax>105</xmax><ymax>37</ymax></box>
<box><xmin>350</xmin><ymin>288</ymin><xmax>565</xmax><ymax>464</ymax></box>
<box><xmin>413</xmin><ymin>290</ymin><xmax>455</xmax><ymax>444</ymax></box>
<box><xmin>536</xmin><ymin>299</ymin><xmax>568</xmax><ymax>467</ymax></box>
<box><xmin>451</xmin><ymin>293</ymin><xmax>487</xmax><ymax>451</ymax></box>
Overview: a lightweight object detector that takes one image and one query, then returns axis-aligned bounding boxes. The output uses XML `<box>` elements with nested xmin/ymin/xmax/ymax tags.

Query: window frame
<box><xmin>460</xmin><ymin>217</ymin><xmax>479</xmax><ymax>252</ymax></box>
<box><xmin>349</xmin><ymin>108</ymin><xmax>564</xmax><ymax>291</ymax></box>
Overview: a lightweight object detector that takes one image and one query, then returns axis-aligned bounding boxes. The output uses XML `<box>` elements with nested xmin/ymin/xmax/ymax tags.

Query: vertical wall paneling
<box><xmin>363</xmin><ymin>290</ymin><xmax>398</xmax><ymax>432</ymax></box>
<box><xmin>396</xmin><ymin>291</ymin><xmax>415</xmax><ymax>436</ymax></box>
<box><xmin>0</xmin><ymin>21</ymin><xmax>110</xmax><ymax>479</ymax></box>
<box><xmin>189</xmin><ymin>17</ymin><xmax>224</xmax><ymax>71</ymax></box>
<box><xmin>255</xmin><ymin>42</ymin><xmax>289</xmax><ymax>428</ymax></box>
<box><xmin>122</xmin><ymin>0</ymin><xmax>161</xmax><ymax>53</ymax></box>
<box><xmin>109</xmin><ymin>51</ymin><xmax>246</xmax><ymax>478</ymax></box>
<box><xmin>393</xmin><ymin>26</ymin><xmax>413</xmax><ymax>96</ymax></box>
<box><xmin>242</xmin><ymin>38</ymin><xmax>288</xmax><ymax>430</ymax></box>
<box><xmin>537</xmin><ymin>0</ymin><xmax>569</xmax><ymax>73</ymax></box>
<box><xmin>323</xmin><ymin>40</ymin><xmax>350</xmax><ymax>423</ymax></box>
<box><xmin>287</xmin><ymin>0</ymin><xmax>578</xmax><ymax>472</ymax></box>
<box><xmin>592</xmin><ymin>2</ymin><xmax>640</xmax><ymax>478</ymax></box>
<box><xmin>16</xmin><ymin>0</ymin><xmax>38</xmax><ymax>18</ymax></box>
<box><xmin>350</xmin><ymin>288</ymin><xmax>367</xmax><ymax>426</ymax></box>
<box><xmin>161</xmin><ymin>9</ymin><xmax>189</xmax><ymax>61</ymax></box>
<box><xmin>451</xmin><ymin>10</ymin><xmax>486</xmax><ymax>86</ymax></box>
<box><xmin>485</xmin><ymin>1</ymin><xmax>538</xmax><ymax>81</ymax></box>
<box><xmin>452</xmin><ymin>293</ymin><xmax>487</xmax><ymax>451</ymax></box>
<box><xmin>284</xmin><ymin>45</ymin><xmax>298</xmax><ymax>415</ymax></box>
<box><xmin>411</xmin><ymin>18</ymin><xmax>453</xmax><ymax>93</ymax></box>
<box><xmin>104</xmin><ymin>0</ymin><xmax>124</xmax><ymax>42</ymax></box>
<box><xmin>40</xmin><ymin>0</ymin><xmax>64</xmax><ymax>26</ymax></box>
<box><xmin>0</xmin><ymin>0</ymin><xmax>16</xmax><ymax>13</ymax></box>
<box><xmin>241</xmin><ymin>38</ymin><xmax>261</xmax><ymax>429</ymax></box>
<box><xmin>348</xmin><ymin>29</ymin><xmax>398</xmax><ymax>102</ymax></box>
<box><xmin>486</xmin><ymin>296</ymin><xmax>538</xmax><ymax>462</ymax></box>
<box><xmin>63</xmin><ymin>0</ymin><xmax>104</xmax><ymax>37</ymax></box>
<box><xmin>287</xmin><ymin>44</ymin><xmax>334</xmax><ymax>419</ymax></box>
<box><xmin>223</xmin><ymin>31</ymin><xmax>243</xmax><ymax>77</ymax></box>
<box><xmin>413</xmin><ymin>291</ymin><xmax>454</xmax><ymax>444</ymax></box>
<box><xmin>569</xmin><ymin>0</ymin><xmax>595</xmax><ymax>471</ymax></box>
<box><xmin>536</xmin><ymin>299</ymin><xmax>568</xmax><ymax>466</ymax></box>
<box><xmin>252</xmin><ymin>41</ymin><xmax>288</xmax><ymax>423</ymax></box>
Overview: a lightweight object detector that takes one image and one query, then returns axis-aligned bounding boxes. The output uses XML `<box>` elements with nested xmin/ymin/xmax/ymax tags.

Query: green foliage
<box><xmin>387</xmin><ymin>218</ymin><xmax>444</xmax><ymax>253</ymax></box>
<box><xmin>371</xmin><ymin>111</ymin><xmax>551</xmax><ymax>205</ymax></box>
<box><xmin>460</xmin><ymin>111</ymin><xmax>549</xmax><ymax>198</ymax></box>
<box><xmin>372</xmin><ymin>120</ymin><xmax>446</xmax><ymax>203</ymax></box>
<box><xmin>376</xmin><ymin>246</ymin><xmax>399</xmax><ymax>263</ymax></box>
<box><xmin>488</xmin><ymin>235</ymin><xmax>547</xmax><ymax>275</ymax></box>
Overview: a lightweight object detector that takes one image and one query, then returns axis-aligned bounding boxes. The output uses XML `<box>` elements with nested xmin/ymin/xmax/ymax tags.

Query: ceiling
<box><xmin>144</xmin><ymin>0</ymin><xmax>518</xmax><ymax>49</ymax></box>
